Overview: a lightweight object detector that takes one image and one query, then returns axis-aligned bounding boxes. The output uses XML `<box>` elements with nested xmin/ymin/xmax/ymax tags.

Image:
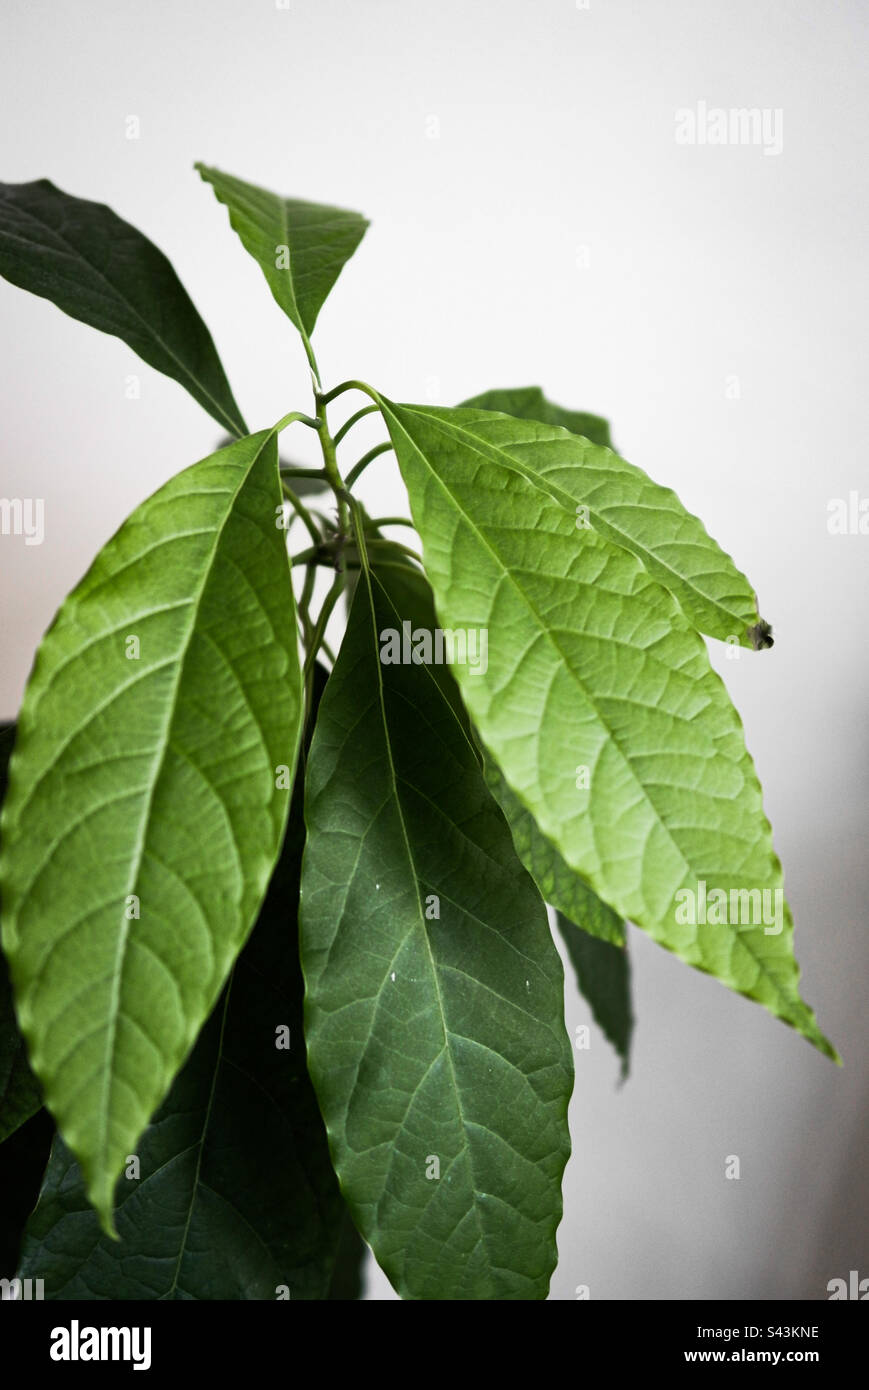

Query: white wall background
<box><xmin>1</xmin><ymin>0</ymin><xmax>866</xmax><ymax>1300</ymax></box>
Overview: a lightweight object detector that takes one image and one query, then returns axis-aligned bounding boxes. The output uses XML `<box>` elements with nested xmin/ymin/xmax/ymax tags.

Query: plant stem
<box><xmin>345</xmin><ymin>442</ymin><xmax>393</xmax><ymax>488</ymax></box>
<box><xmin>304</xmin><ymin>572</ymin><xmax>345</xmax><ymax>678</ymax></box>
<box><xmin>273</xmin><ymin>409</ymin><xmax>321</xmax><ymax>433</ymax></box>
<box><xmin>333</xmin><ymin>403</ymin><xmax>380</xmax><ymax>445</ymax></box>
<box><xmin>367</xmin><ymin>516</ymin><xmax>416</xmax><ymax>529</ymax></box>
<box><xmin>279</xmin><ymin>465</ymin><xmax>329</xmax><ymax>480</ymax></box>
<box><xmin>318</xmin><ymin>378</ymin><xmax>381</xmax><ymax>407</ymax></box>
<box><xmin>280</xmin><ymin>481</ymin><xmax>322</xmax><ymax>546</ymax></box>
<box><xmin>314</xmin><ymin>392</ymin><xmax>350</xmax><ymax>547</ymax></box>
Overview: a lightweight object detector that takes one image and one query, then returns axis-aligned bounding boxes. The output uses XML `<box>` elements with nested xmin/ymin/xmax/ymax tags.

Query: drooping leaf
<box><xmin>0</xmin><ymin>725</ymin><xmax>41</xmax><ymax>1145</ymax></box>
<box><xmin>460</xmin><ymin>385</ymin><xmax>612</xmax><ymax>450</ymax></box>
<box><xmin>300</xmin><ymin>558</ymin><xmax>574</xmax><ymax>1300</ymax></box>
<box><xmin>0</xmin><ymin>431</ymin><xmax>305</xmax><ymax>1231</ymax></box>
<box><xmin>196</xmin><ymin>164</ymin><xmax>368</xmax><ymax>348</ymax></box>
<box><xmin>365</xmin><ymin>556</ymin><xmax>626</xmax><ymax>951</ymax></box>
<box><xmin>557</xmin><ymin>913</ymin><xmax>633</xmax><ymax>1080</ymax></box>
<box><xmin>377</xmin><ymin>397</ymin><xmax>837</xmax><ymax>1061</ymax></box>
<box><xmin>0</xmin><ymin>179</ymin><xmax>247</xmax><ymax>437</ymax></box>
<box><xmin>18</xmin><ymin>673</ymin><xmax>357</xmax><ymax>1299</ymax></box>
<box><xmin>483</xmin><ymin>756</ymin><xmax>625</xmax><ymax>948</ymax></box>
<box><xmin>389</xmin><ymin>401</ymin><xmax>762</xmax><ymax>645</ymax></box>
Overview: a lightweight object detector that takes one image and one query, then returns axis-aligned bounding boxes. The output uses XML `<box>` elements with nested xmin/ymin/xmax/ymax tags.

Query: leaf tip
<box><xmin>747</xmin><ymin>618</ymin><xmax>774</xmax><ymax>651</ymax></box>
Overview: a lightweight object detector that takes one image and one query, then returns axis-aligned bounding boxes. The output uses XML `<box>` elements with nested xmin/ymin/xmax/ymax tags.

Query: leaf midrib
<box><xmin>95</xmin><ymin>434</ymin><xmax>273</xmax><ymax>1186</ymax></box>
<box><xmin>355</xmin><ymin>563</ymin><xmax>495</xmax><ymax>1288</ymax></box>
<box><xmin>385</xmin><ymin>408</ymin><xmax>813</xmax><ymax>1027</ymax></box>
<box><xmin>406</xmin><ymin>405</ymin><xmax>751</xmax><ymax>635</ymax></box>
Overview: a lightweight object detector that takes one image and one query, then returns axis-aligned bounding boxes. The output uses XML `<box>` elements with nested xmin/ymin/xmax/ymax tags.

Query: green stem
<box><xmin>273</xmin><ymin>409</ymin><xmax>321</xmax><ymax>434</ymax></box>
<box><xmin>333</xmin><ymin>403</ymin><xmax>380</xmax><ymax>445</ymax></box>
<box><xmin>279</xmin><ymin>465</ymin><xmax>329</xmax><ymax>480</ymax></box>
<box><xmin>281</xmin><ymin>482</ymin><xmax>322</xmax><ymax>547</ymax></box>
<box><xmin>318</xmin><ymin>378</ymin><xmax>381</xmax><ymax>407</ymax></box>
<box><xmin>314</xmin><ymin>393</ymin><xmax>349</xmax><ymax>545</ymax></box>
<box><xmin>304</xmin><ymin>572</ymin><xmax>345</xmax><ymax>678</ymax></box>
<box><xmin>345</xmin><ymin>442</ymin><xmax>393</xmax><ymax>488</ymax></box>
<box><xmin>367</xmin><ymin>516</ymin><xmax>416</xmax><ymax>529</ymax></box>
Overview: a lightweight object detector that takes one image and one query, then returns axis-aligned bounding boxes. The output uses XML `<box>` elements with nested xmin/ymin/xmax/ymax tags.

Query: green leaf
<box><xmin>377</xmin><ymin>397</ymin><xmax>837</xmax><ymax>1061</ymax></box>
<box><xmin>0</xmin><ymin>725</ymin><xmax>42</xmax><ymax>1145</ymax></box>
<box><xmin>17</xmin><ymin>680</ymin><xmax>355</xmax><ymax>1299</ymax></box>
<box><xmin>196</xmin><ymin>164</ymin><xmax>368</xmax><ymax>352</ymax></box>
<box><xmin>557</xmin><ymin>914</ymin><xmax>633</xmax><ymax>1080</ymax></box>
<box><xmin>0</xmin><ymin>431</ymin><xmax>305</xmax><ymax>1231</ymax></box>
<box><xmin>300</xmin><ymin>558</ymin><xmax>574</xmax><ymax>1300</ymax></box>
<box><xmin>367</xmin><ymin>556</ymin><xmax>626</xmax><ymax>950</ymax></box>
<box><xmin>0</xmin><ymin>179</ymin><xmax>247</xmax><ymax>437</ymax></box>
<box><xmin>399</xmin><ymin>401</ymin><xmax>762</xmax><ymax>645</ymax></box>
<box><xmin>483</xmin><ymin>755</ymin><xmax>625</xmax><ymax>948</ymax></box>
<box><xmin>460</xmin><ymin>385</ymin><xmax>612</xmax><ymax>450</ymax></box>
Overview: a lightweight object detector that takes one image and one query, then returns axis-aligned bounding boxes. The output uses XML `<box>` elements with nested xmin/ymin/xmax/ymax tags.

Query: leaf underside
<box><xmin>409</xmin><ymin>402</ymin><xmax>761</xmax><ymax>645</ymax></box>
<box><xmin>18</xmin><ymin>676</ymin><xmax>355</xmax><ymax>1299</ymax></box>
<box><xmin>0</xmin><ymin>178</ymin><xmax>246</xmax><ymax>436</ymax></box>
<box><xmin>378</xmin><ymin>398</ymin><xmax>836</xmax><ymax>1061</ymax></box>
<box><xmin>0</xmin><ymin>431</ymin><xmax>304</xmax><ymax>1229</ymax></box>
<box><xmin>300</xmin><ymin>560</ymin><xmax>574</xmax><ymax>1299</ymax></box>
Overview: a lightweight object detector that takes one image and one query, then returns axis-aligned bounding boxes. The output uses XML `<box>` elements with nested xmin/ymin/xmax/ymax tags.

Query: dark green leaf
<box><xmin>0</xmin><ymin>179</ymin><xmax>247</xmax><ymax>436</ymax></box>
<box><xmin>300</xmin><ymin>558</ymin><xmax>573</xmax><ymax>1300</ymax></box>
<box><xmin>0</xmin><ymin>725</ymin><xmax>42</xmax><ymax>1145</ymax></box>
<box><xmin>557</xmin><ymin>914</ymin><xmax>633</xmax><ymax>1079</ymax></box>
<box><xmin>0</xmin><ymin>722</ymin><xmax>41</xmax><ymax>1145</ymax></box>
<box><xmin>0</xmin><ymin>431</ymin><xmax>304</xmax><ymax>1230</ymax></box>
<box><xmin>483</xmin><ymin>756</ymin><xmax>625</xmax><ymax>948</ymax></box>
<box><xmin>0</xmin><ymin>1109</ymin><xmax>53</xmax><ymax>1280</ymax></box>
<box><xmin>460</xmin><ymin>385</ymin><xmax>612</xmax><ymax>450</ymax></box>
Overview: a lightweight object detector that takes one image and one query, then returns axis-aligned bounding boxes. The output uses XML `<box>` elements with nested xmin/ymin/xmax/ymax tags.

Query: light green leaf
<box><xmin>377</xmin><ymin>397</ymin><xmax>837</xmax><ymax>1062</ymax></box>
<box><xmin>0</xmin><ymin>431</ymin><xmax>304</xmax><ymax>1231</ymax></box>
<box><xmin>557</xmin><ymin>914</ymin><xmax>633</xmax><ymax>1080</ymax></box>
<box><xmin>394</xmin><ymin>401</ymin><xmax>763</xmax><ymax>646</ymax></box>
<box><xmin>483</xmin><ymin>756</ymin><xmax>625</xmax><ymax>947</ymax></box>
<box><xmin>196</xmin><ymin>164</ymin><xmax>368</xmax><ymax>351</ymax></box>
<box><xmin>17</xmin><ymin>677</ymin><xmax>356</xmax><ymax>1299</ymax></box>
<box><xmin>0</xmin><ymin>179</ymin><xmax>247</xmax><ymax>437</ymax></box>
<box><xmin>300</xmin><ymin>559</ymin><xmax>574</xmax><ymax>1300</ymax></box>
<box><xmin>460</xmin><ymin>385</ymin><xmax>612</xmax><ymax>450</ymax></box>
<box><xmin>0</xmin><ymin>725</ymin><xmax>42</xmax><ymax>1145</ymax></box>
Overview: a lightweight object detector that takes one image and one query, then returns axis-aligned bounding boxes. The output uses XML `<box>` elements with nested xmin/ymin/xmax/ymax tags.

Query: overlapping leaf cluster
<box><xmin>0</xmin><ymin>168</ymin><xmax>836</xmax><ymax>1302</ymax></box>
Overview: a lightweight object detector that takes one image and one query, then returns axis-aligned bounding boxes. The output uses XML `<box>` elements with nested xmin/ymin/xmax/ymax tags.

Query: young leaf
<box><xmin>17</xmin><ymin>689</ymin><xmax>355</xmax><ymax>1300</ymax></box>
<box><xmin>300</xmin><ymin>560</ymin><xmax>574</xmax><ymax>1300</ymax></box>
<box><xmin>557</xmin><ymin>914</ymin><xmax>633</xmax><ymax>1080</ymax></box>
<box><xmin>483</xmin><ymin>756</ymin><xmax>625</xmax><ymax>948</ymax></box>
<box><xmin>460</xmin><ymin>385</ymin><xmax>612</xmax><ymax>450</ymax></box>
<box><xmin>0</xmin><ymin>726</ymin><xmax>41</xmax><ymax>1145</ymax></box>
<box><xmin>385</xmin><ymin>402</ymin><xmax>762</xmax><ymax>645</ymax></box>
<box><xmin>0</xmin><ymin>180</ymin><xmax>247</xmax><ymax>437</ymax></box>
<box><xmin>377</xmin><ymin>398</ymin><xmax>837</xmax><ymax>1061</ymax></box>
<box><xmin>196</xmin><ymin>164</ymin><xmax>368</xmax><ymax>357</ymax></box>
<box><xmin>0</xmin><ymin>431</ymin><xmax>304</xmax><ymax>1232</ymax></box>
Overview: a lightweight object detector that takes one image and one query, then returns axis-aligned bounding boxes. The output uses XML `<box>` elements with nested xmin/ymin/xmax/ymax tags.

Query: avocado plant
<box><xmin>0</xmin><ymin>167</ymin><xmax>837</xmax><ymax>1301</ymax></box>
